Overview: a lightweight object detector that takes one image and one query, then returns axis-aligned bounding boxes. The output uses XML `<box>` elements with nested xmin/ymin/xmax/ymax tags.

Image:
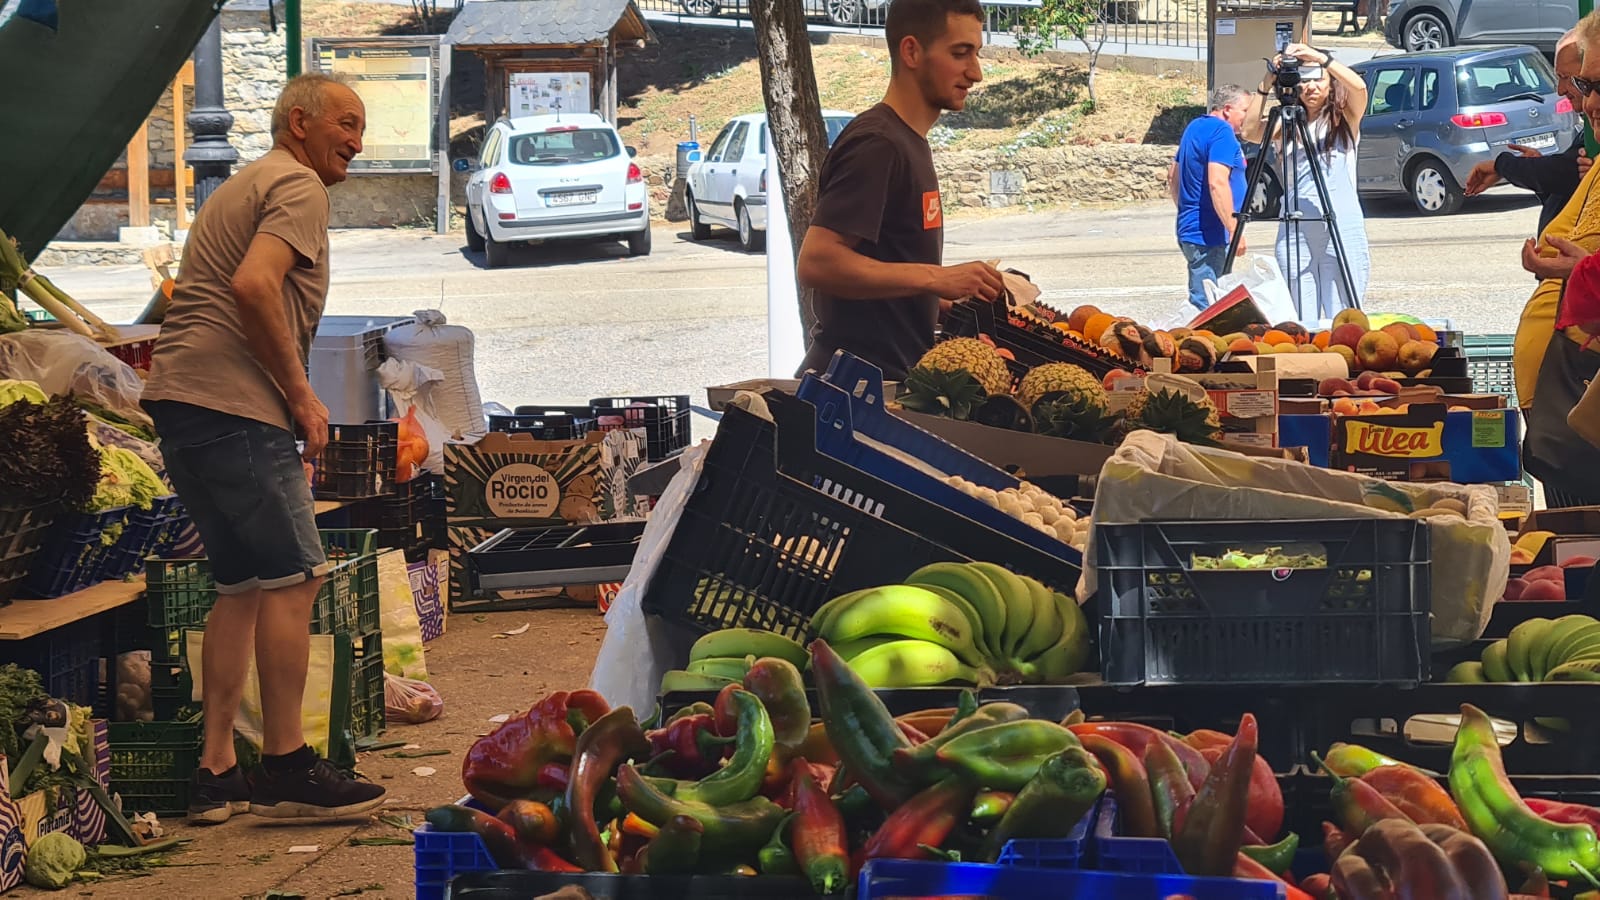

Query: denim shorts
<box><xmin>145</xmin><ymin>400</ymin><xmax>329</xmax><ymax>594</ymax></box>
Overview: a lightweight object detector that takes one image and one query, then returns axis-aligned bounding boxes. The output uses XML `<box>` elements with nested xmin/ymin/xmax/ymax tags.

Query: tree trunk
<box><xmin>750</xmin><ymin>0</ymin><xmax>829</xmax><ymax>348</ymax></box>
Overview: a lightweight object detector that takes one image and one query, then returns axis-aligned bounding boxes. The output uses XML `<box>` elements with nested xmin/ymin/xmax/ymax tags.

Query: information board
<box><xmin>309</xmin><ymin>37</ymin><xmax>439</xmax><ymax>173</ymax></box>
<box><xmin>508</xmin><ymin>71</ymin><xmax>592</xmax><ymax>119</ymax></box>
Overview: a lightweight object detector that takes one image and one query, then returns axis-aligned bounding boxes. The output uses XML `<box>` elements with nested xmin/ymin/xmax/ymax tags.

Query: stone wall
<box><xmin>937</xmin><ymin>143</ymin><xmax>1174</xmax><ymax>209</ymax></box>
<box><xmin>145</xmin><ymin>2</ymin><xmax>285</xmax><ymax>170</ymax></box>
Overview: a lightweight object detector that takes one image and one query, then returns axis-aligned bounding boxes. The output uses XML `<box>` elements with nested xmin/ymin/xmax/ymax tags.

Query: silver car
<box><xmin>1352</xmin><ymin>46</ymin><xmax>1577</xmax><ymax>214</ymax></box>
<box><xmin>1385</xmin><ymin>0</ymin><xmax>1574</xmax><ymax>53</ymax></box>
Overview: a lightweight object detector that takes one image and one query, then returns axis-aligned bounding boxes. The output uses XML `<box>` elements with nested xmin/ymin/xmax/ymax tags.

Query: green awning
<box><xmin>0</xmin><ymin>0</ymin><xmax>223</xmax><ymax>262</ymax></box>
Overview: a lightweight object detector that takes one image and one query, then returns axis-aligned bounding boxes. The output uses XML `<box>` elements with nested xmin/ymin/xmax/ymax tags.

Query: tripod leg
<box><xmin>1223</xmin><ymin>105</ymin><xmax>1281</xmax><ymax>274</ymax></box>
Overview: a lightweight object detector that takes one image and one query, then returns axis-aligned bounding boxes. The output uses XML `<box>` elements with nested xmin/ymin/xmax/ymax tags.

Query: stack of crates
<box><xmin>112</xmin><ymin>529</ymin><xmax>385</xmax><ymax>815</ymax></box>
<box><xmin>1464</xmin><ymin>334</ymin><xmax>1517</xmax><ymax>408</ymax></box>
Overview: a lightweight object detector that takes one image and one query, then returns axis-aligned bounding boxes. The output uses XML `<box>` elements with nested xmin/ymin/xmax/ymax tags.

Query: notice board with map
<box><xmin>308</xmin><ymin>36</ymin><xmax>441</xmax><ymax>174</ymax></box>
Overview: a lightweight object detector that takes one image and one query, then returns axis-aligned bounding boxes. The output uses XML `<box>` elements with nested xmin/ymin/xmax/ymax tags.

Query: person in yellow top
<box><xmin>1514</xmin><ymin>167</ymin><xmax>1597</xmax><ymax>413</ymax></box>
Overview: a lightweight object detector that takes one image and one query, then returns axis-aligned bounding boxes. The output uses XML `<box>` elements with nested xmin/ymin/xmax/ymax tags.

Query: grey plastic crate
<box><xmin>309</xmin><ymin>315</ymin><xmax>414</xmax><ymax>424</ymax></box>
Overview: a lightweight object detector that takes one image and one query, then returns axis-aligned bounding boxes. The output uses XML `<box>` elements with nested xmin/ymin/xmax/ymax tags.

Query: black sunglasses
<box><xmin>1574</xmin><ymin>76</ymin><xmax>1600</xmax><ymax>97</ymax></box>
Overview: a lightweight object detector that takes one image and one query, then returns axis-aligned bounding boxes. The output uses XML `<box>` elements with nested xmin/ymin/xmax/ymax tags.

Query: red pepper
<box><xmin>462</xmin><ymin>690</ymin><xmax>610</xmax><ymax>812</ymax></box>
<box><xmin>565</xmin><ymin>706</ymin><xmax>650</xmax><ymax>873</ymax></box>
<box><xmin>535</xmin><ymin>762</ymin><xmax>570</xmax><ymax>794</ymax></box>
<box><xmin>1079</xmin><ymin>734</ymin><xmax>1159</xmax><ymax>839</ymax></box>
<box><xmin>528</xmin><ymin>844</ymin><xmax>583</xmax><ymax>873</ymax></box>
<box><xmin>1069</xmin><ymin>722</ymin><xmax>1211</xmax><ymax>792</ymax></box>
<box><xmin>896</xmin><ymin>721</ymin><xmax>931</xmax><ymax>745</ymax></box>
<box><xmin>1195</xmin><ymin>741</ymin><xmax>1284</xmax><ymax>842</ymax></box>
<box><xmin>1144</xmin><ymin>736</ymin><xmax>1196</xmax><ymax>841</ymax></box>
<box><xmin>790</xmin><ymin>758</ymin><xmax>849</xmax><ymax>895</ymax></box>
<box><xmin>1234</xmin><ymin>851</ymin><xmax>1316</xmax><ymax>900</ymax></box>
<box><xmin>1299</xmin><ymin>872</ymin><xmax>1336</xmax><ymax>900</ymax></box>
<box><xmin>644</xmin><ymin>713</ymin><xmax>735</xmax><ymax>779</ymax></box>
<box><xmin>1312</xmin><ymin>751</ymin><xmax>1410</xmax><ymax>836</ymax></box>
<box><xmin>1172</xmin><ymin>713</ymin><xmax>1258</xmax><ymax>877</ymax></box>
<box><xmin>1183</xmin><ymin>729</ymin><xmax>1234</xmax><ymax>752</ymax></box>
<box><xmin>1323</xmin><ymin>820</ymin><xmax>1354</xmax><ymax>859</ymax></box>
<box><xmin>1526</xmin><ymin>797</ymin><xmax>1600</xmax><ymax>831</ymax></box>
<box><xmin>1358</xmin><ymin>764</ymin><xmax>1467</xmax><ymax>830</ymax></box>
<box><xmin>856</xmin><ymin>777</ymin><xmax>976</xmax><ymax>870</ymax></box>
<box><xmin>498</xmin><ymin>798</ymin><xmax>562</xmax><ymax>845</ymax></box>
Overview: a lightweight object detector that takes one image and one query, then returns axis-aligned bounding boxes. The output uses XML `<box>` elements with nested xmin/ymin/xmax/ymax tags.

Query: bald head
<box><xmin>271</xmin><ymin>73</ymin><xmax>365</xmax><ymax>186</ymax></box>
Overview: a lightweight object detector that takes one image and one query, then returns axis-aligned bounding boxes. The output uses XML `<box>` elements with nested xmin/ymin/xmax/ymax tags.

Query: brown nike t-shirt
<box><xmin>144</xmin><ymin>148</ymin><xmax>330</xmax><ymax>434</ymax></box>
<box><xmin>800</xmin><ymin>103</ymin><xmax>944</xmax><ymax>381</ymax></box>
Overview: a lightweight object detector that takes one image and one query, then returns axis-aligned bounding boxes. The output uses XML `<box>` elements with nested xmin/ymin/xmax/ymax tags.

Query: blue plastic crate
<box><xmin>798</xmin><ymin>351</ymin><xmax>1083</xmax><ymax>565</ymax></box>
<box><xmin>413</xmin><ymin>823</ymin><xmax>496</xmax><ymax>900</ymax></box>
<box><xmin>993</xmin><ymin>796</ymin><xmax>1099</xmax><ymax>870</ymax></box>
<box><xmin>1094</xmin><ymin>792</ymin><xmax>1189</xmax><ymax>874</ymax></box>
<box><xmin>25</xmin><ymin>506</ymin><xmax>131</xmax><ymax>597</ymax></box>
<box><xmin>102</xmin><ymin>495</ymin><xmax>188</xmax><ymax>579</ymax></box>
<box><xmin>858</xmin><ymin>859</ymin><xmax>1286</xmax><ymax>899</ymax></box>
<box><xmin>13</xmin><ymin>617</ymin><xmax>103</xmax><ymax>709</ymax></box>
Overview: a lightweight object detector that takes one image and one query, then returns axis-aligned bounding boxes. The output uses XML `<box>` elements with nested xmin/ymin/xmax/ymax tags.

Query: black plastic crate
<box><xmin>314</xmin><ymin>421</ymin><xmax>398</xmax><ymax>500</ymax></box>
<box><xmin>641</xmin><ymin>395</ymin><xmax>1083</xmax><ymax>641</ymax></box>
<box><xmin>660</xmin><ymin>685</ymin><xmax>1086</xmax><ymax>723</ymax></box>
<box><xmin>488</xmin><ymin>405</ymin><xmax>597</xmax><ymax>441</ymax></box>
<box><xmin>943</xmin><ymin>299</ymin><xmax>1134</xmax><ymax>379</ymax></box>
<box><xmin>591</xmin><ymin>395</ymin><xmax>691</xmax><ymax>461</ymax></box>
<box><xmin>468</xmin><ymin>521</ymin><xmax>646</xmax><ymax>595</ymax></box>
<box><xmin>108</xmin><ymin>719</ymin><xmax>202</xmax><ymax>816</ymax></box>
<box><xmin>355</xmin><ymin>474</ymin><xmax>444</xmax><ymax>554</ymax></box>
<box><xmin>444</xmin><ymin>869</ymin><xmax>815</xmax><ymax>899</ymax></box>
<box><xmin>1096</xmin><ymin>519</ymin><xmax>1431</xmax><ymax>686</ymax></box>
<box><xmin>1073</xmin><ymin>683</ymin><xmax>1303</xmax><ymax>776</ymax></box>
<box><xmin>24</xmin><ymin>506</ymin><xmax>131</xmax><ymax>598</ymax></box>
<box><xmin>12</xmin><ymin>617</ymin><xmax>103</xmax><ymax>709</ymax></box>
<box><xmin>0</xmin><ymin>504</ymin><xmax>55</xmax><ymax>603</ymax></box>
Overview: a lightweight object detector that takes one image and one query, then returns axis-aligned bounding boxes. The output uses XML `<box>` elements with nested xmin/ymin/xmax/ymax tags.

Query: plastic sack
<box><xmin>377</xmin><ymin>357</ymin><xmax>452</xmax><ymax>473</ymax></box>
<box><xmin>382</xmin><ymin>310</ymin><xmax>485</xmax><ymax>440</ymax></box>
<box><xmin>187</xmin><ymin>629</ymin><xmax>337</xmax><ymax>756</ymax></box>
<box><xmin>1204</xmin><ymin>254</ymin><xmax>1298</xmax><ymax>326</ymax></box>
<box><xmin>1080</xmin><ymin>431</ymin><xmax>1509</xmax><ymax>647</ymax></box>
<box><xmin>379</xmin><ymin>549</ymin><xmax>427</xmax><ymax>679</ymax></box>
<box><xmin>0</xmin><ymin>330</ymin><xmax>151</xmax><ymax>429</ymax></box>
<box><xmin>113</xmin><ymin>651</ymin><xmax>154</xmax><ymax>722</ymax></box>
<box><xmin>385</xmin><ymin>672</ymin><xmax>443</xmax><ymax>724</ymax></box>
<box><xmin>589</xmin><ymin>440</ymin><xmax>711</xmax><ymax>712</ymax></box>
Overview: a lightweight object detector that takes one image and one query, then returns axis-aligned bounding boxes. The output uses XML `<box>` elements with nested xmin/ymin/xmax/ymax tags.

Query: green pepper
<box><xmin>1320</xmin><ymin>741</ymin><xmax>1414</xmax><ymax>778</ymax></box>
<box><xmin>565</xmin><ymin>706</ymin><xmax>650</xmax><ymax>873</ymax></box>
<box><xmin>667</xmin><ymin>701</ymin><xmax>715</xmax><ymax>725</ymax></box>
<box><xmin>833</xmin><ymin>783</ymin><xmax>876</xmax><ymax>829</ymax></box>
<box><xmin>615</xmin><ymin>762</ymin><xmax>786</xmax><ymax>855</ymax></box>
<box><xmin>951</xmin><ymin>689</ymin><xmax>980</xmax><ymax>725</ymax></box>
<box><xmin>890</xmin><ymin>702</ymin><xmax>1031</xmax><ymax>779</ymax></box>
<box><xmin>758</xmin><ymin>813</ymin><xmax>799</xmax><ymax>875</ymax></box>
<box><xmin>1240</xmin><ymin>833</ymin><xmax>1299</xmax><ymax>876</ymax></box>
<box><xmin>983</xmin><ymin>745</ymin><xmax>1105</xmax><ymax>861</ymax></box>
<box><xmin>742</xmin><ymin>657</ymin><xmax>810</xmax><ymax>751</ymax></box>
<box><xmin>1449</xmin><ymin>703</ymin><xmax>1600</xmax><ymax>880</ymax></box>
<box><xmin>670</xmin><ymin>688</ymin><xmax>775</xmax><ymax>807</ymax></box>
<box><xmin>811</xmin><ymin>639</ymin><xmax>918</xmax><ymax>809</ymax></box>
<box><xmin>970</xmin><ymin>790</ymin><xmax>1015</xmax><ymax>826</ymax></box>
<box><xmin>641</xmin><ymin>814</ymin><xmax>703</xmax><ymax>875</ymax></box>
<box><xmin>933</xmin><ymin>720</ymin><xmax>1079</xmax><ymax>791</ymax></box>
<box><xmin>1312</xmin><ymin>751</ymin><xmax>1409</xmax><ymax>837</ymax></box>
<box><xmin>1173</xmin><ymin>712</ymin><xmax>1257</xmax><ymax>877</ymax></box>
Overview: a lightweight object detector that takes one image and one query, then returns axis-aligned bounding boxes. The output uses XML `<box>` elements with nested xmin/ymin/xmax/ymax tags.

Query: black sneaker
<box><xmin>248</xmin><ymin>757</ymin><xmax>387</xmax><ymax>819</ymax></box>
<box><xmin>188</xmin><ymin>766</ymin><xmax>251</xmax><ymax>825</ymax></box>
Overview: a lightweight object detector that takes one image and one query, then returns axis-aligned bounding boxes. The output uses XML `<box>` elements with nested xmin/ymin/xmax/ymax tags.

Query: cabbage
<box><xmin>0</xmin><ymin>378</ymin><xmax>46</xmax><ymax>407</ymax></box>
<box><xmin>24</xmin><ymin>832</ymin><xmax>85</xmax><ymax>889</ymax></box>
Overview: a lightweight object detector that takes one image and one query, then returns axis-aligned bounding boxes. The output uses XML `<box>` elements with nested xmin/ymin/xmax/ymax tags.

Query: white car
<box><xmin>685</xmin><ymin>110</ymin><xmax>854</xmax><ymax>251</ymax></box>
<box><xmin>463</xmin><ymin>113</ymin><xmax>650</xmax><ymax>267</ymax></box>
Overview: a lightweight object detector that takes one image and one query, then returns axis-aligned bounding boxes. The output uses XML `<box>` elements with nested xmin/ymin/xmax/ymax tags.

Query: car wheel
<box><xmin>465</xmin><ymin>206</ymin><xmax>485</xmax><ymax>252</ymax></box>
<box><xmin>485</xmin><ymin>231</ymin><xmax>512</xmax><ymax>268</ymax></box>
<box><xmin>1402</xmin><ymin>11</ymin><xmax>1451</xmax><ymax>51</ymax></box>
<box><xmin>677</xmin><ymin>0</ymin><xmax>719</xmax><ymax>15</ymax></box>
<box><xmin>628</xmin><ymin>226</ymin><xmax>653</xmax><ymax>257</ymax></box>
<box><xmin>1409</xmin><ymin>159</ymin><xmax>1464</xmax><ymax>215</ymax></box>
<box><xmin>736</xmin><ymin>202</ymin><xmax>765</xmax><ymax>252</ymax></box>
<box><xmin>827</xmin><ymin>0</ymin><xmax>861</xmax><ymax>26</ymax></box>
<box><xmin>687</xmin><ymin>191</ymin><xmax>712</xmax><ymax>241</ymax></box>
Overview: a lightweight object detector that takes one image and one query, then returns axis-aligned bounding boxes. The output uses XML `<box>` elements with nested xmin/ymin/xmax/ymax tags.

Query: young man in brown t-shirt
<box><xmin>143</xmin><ymin>74</ymin><xmax>385</xmax><ymax>823</ymax></box>
<box><xmin>796</xmin><ymin>0</ymin><xmax>1004</xmax><ymax>381</ymax></box>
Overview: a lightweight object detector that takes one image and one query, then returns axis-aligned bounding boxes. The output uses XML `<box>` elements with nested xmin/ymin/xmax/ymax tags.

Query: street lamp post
<box><xmin>185</xmin><ymin>18</ymin><xmax>238</xmax><ymax>214</ymax></box>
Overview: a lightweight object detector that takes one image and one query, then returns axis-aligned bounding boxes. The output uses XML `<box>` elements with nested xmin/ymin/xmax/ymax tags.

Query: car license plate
<box><xmin>1524</xmin><ymin>132</ymin><xmax>1557</xmax><ymax>150</ymax></box>
<box><xmin>548</xmin><ymin>190</ymin><xmax>597</xmax><ymax>207</ymax></box>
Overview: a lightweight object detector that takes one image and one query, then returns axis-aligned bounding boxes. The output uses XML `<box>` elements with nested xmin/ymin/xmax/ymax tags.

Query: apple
<box><xmin>1382</xmin><ymin>322</ymin><xmax>1420</xmax><ymax>345</ymax></box>
<box><xmin>1330</xmin><ymin>323</ymin><xmax>1367</xmax><ymax>351</ymax></box>
<box><xmin>1357</xmin><ymin>331</ymin><xmax>1401</xmax><ymax>373</ymax></box>
<box><xmin>1328</xmin><ymin>344</ymin><xmax>1357</xmax><ymax>374</ymax></box>
<box><xmin>1398</xmin><ymin>340</ymin><xmax>1437</xmax><ymax>376</ymax></box>
<box><xmin>1332</xmin><ymin>308</ymin><xmax>1370</xmax><ymax>331</ymax></box>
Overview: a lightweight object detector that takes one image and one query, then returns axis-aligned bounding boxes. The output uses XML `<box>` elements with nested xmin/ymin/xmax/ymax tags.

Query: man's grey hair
<box><xmin>271</xmin><ymin>73</ymin><xmax>352</xmax><ymax>140</ymax></box>
<box><xmin>1579</xmin><ymin>12</ymin><xmax>1600</xmax><ymax>51</ymax></box>
<box><xmin>1209</xmin><ymin>84</ymin><xmax>1250</xmax><ymax>112</ymax></box>
<box><xmin>1558</xmin><ymin>26</ymin><xmax>1582</xmax><ymax>60</ymax></box>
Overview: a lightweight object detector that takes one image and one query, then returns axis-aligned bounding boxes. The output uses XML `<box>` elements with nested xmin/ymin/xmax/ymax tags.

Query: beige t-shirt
<box><xmin>144</xmin><ymin>148</ymin><xmax>331</xmax><ymax>433</ymax></box>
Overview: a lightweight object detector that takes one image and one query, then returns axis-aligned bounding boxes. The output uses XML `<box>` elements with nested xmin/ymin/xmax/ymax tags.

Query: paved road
<box><xmin>52</xmin><ymin>189</ymin><xmax>1542</xmax><ymax>439</ymax></box>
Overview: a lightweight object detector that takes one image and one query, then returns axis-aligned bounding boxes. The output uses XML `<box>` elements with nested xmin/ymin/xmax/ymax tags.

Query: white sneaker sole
<box><xmin>249</xmin><ymin>795</ymin><xmax>385</xmax><ymax>819</ymax></box>
<box><xmin>187</xmin><ymin>800</ymin><xmax>250</xmax><ymax>825</ymax></box>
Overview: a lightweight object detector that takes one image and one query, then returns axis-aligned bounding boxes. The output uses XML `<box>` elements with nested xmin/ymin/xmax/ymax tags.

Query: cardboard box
<box><xmin>1325</xmin><ymin>406</ymin><xmax>1521</xmax><ymax>484</ymax></box>
<box><xmin>409</xmin><ymin>549</ymin><xmax>447</xmax><ymax>642</ymax></box>
<box><xmin>1522</xmin><ymin>507</ymin><xmax>1600</xmax><ymax>538</ymax></box>
<box><xmin>1</xmin><ymin>719</ymin><xmax>111</xmax><ymax>891</ymax></box>
<box><xmin>1124</xmin><ymin>359</ymin><xmax>1280</xmax><ymax>449</ymax></box>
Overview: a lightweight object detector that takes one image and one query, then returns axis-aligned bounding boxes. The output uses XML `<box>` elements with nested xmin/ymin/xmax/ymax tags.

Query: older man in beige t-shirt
<box><xmin>143</xmin><ymin>73</ymin><xmax>385</xmax><ymax>823</ymax></box>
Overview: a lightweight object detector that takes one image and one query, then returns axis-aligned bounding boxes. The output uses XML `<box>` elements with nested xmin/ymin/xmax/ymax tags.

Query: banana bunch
<box><xmin>659</xmin><ymin>628</ymin><xmax>809</xmax><ymax>694</ymax></box>
<box><xmin>808</xmin><ymin>561</ymin><xmax>1090</xmax><ymax>688</ymax></box>
<box><xmin>1445</xmin><ymin>615</ymin><xmax>1600</xmax><ymax>685</ymax></box>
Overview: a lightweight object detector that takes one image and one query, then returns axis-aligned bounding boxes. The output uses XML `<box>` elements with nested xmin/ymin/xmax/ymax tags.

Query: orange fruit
<box><xmin>1227</xmin><ymin>338</ymin><xmax>1257</xmax><ymax>354</ymax></box>
<box><xmin>1083</xmin><ymin>313</ymin><xmax>1116</xmax><ymax>343</ymax></box>
<box><xmin>1052</xmin><ymin>321</ymin><xmax>1074</xmax><ymax>332</ymax></box>
<box><xmin>1261</xmin><ymin>330</ymin><xmax>1291</xmax><ymax>346</ymax></box>
<box><xmin>1414</xmin><ymin>323</ymin><xmax>1438</xmax><ymax>343</ymax></box>
<box><xmin>1331</xmin><ymin>398</ymin><xmax>1359</xmax><ymax>416</ymax></box>
<box><xmin>1068</xmin><ymin>305</ymin><xmax>1102</xmax><ymax>333</ymax></box>
<box><xmin>1313</xmin><ymin>331</ymin><xmax>1331</xmax><ymax>350</ymax></box>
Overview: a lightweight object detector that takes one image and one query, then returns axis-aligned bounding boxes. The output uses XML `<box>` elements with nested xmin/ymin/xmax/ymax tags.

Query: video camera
<box><xmin>1266</xmin><ymin>56</ymin><xmax>1324</xmax><ymax>104</ymax></box>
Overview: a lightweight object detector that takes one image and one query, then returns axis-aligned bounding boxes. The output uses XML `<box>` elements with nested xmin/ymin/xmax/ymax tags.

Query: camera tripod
<box><xmin>1224</xmin><ymin>74</ymin><xmax>1362</xmax><ymax>318</ymax></box>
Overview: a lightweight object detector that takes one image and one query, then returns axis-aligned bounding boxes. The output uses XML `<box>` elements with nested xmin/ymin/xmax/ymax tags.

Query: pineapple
<box><xmin>1018</xmin><ymin>363</ymin><xmax>1104</xmax><ymax>411</ymax></box>
<box><xmin>1122</xmin><ymin>387</ymin><xmax>1223</xmax><ymax>447</ymax></box>
<box><xmin>900</xmin><ymin>338</ymin><xmax>1013</xmax><ymax>420</ymax></box>
<box><xmin>1022</xmin><ymin>364</ymin><xmax>1112</xmax><ymax>442</ymax></box>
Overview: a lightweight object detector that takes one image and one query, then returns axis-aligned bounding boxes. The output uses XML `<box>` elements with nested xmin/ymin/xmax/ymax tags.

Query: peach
<box><xmin>1561</xmin><ymin>556</ymin><xmax>1598</xmax><ymax>569</ymax></box>
<box><xmin>1502</xmin><ymin>578</ymin><xmax>1529</xmax><ymax>602</ymax></box>
<box><xmin>1328</xmin><ymin>345</ymin><xmax>1357</xmax><ymax>374</ymax></box>
<box><xmin>1525</xmin><ymin>565</ymin><xmax>1565</xmax><ymax>584</ymax></box>
<box><xmin>1520</xmin><ymin>579</ymin><xmax>1566</xmax><ymax>602</ymax></box>
<box><xmin>1398</xmin><ymin>340</ymin><xmax>1437</xmax><ymax>376</ymax></box>
<box><xmin>1320</xmin><ymin>377</ymin><xmax>1355</xmax><ymax>396</ymax></box>
<box><xmin>1382</xmin><ymin>322</ymin><xmax>1420</xmax><ymax>345</ymax></box>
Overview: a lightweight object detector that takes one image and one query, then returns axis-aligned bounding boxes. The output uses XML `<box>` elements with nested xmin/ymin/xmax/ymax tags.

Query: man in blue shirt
<box><xmin>1169</xmin><ymin>85</ymin><xmax>1250</xmax><ymax>310</ymax></box>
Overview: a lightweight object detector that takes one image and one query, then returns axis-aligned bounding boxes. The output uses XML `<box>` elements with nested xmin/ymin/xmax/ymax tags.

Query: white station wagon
<box><xmin>464</xmin><ymin>113</ymin><xmax>651</xmax><ymax>267</ymax></box>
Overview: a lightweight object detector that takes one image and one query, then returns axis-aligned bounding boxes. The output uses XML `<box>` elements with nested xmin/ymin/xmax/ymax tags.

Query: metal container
<box><xmin>675</xmin><ymin>141</ymin><xmax>700</xmax><ymax>181</ymax></box>
<box><xmin>309</xmin><ymin>315</ymin><xmax>414</xmax><ymax>424</ymax></box>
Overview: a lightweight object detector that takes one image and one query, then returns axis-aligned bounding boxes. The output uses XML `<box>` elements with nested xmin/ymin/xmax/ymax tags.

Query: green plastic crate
<box><xmin>1464</xmin><ymin>334</ymin><xmax>1516</xmax><ymax>408</ymax></box>
<box><xmin>347</xmin><ymin>630</ymin><xmax>386</xmax><ymax>742</ymax></box>
<box><xmin>108</xmin><ymin>719</ymin><xmax>202</xmax><ymax>816</ymax></box>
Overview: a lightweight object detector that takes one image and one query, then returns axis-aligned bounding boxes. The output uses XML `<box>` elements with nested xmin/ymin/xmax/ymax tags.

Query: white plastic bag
<box><xmin>1204</xmin><ymin>254</ymin><xmax>1299</xmax><ymax>326</ymax></box>
<box><xmin>0</xmin><ymin>331</ymin><xmax>151</xmax><ymax>428</ymax></box>
<box><xmin>385</xmin><ymin>672</ymin><xmax>444</xmax><ymax>724</ymax></box>
<box><xmin>383</xmin><ymin>310</ymin><xmax>485</xmax><ymax>440</ymax></box>
<box><xmin>187</xmin><ymin>630</ymin><xmax>337</xmax><ymax>756</ymax></box>
<box><xmin>589</xmin><ymin>440</ymin><xmax>711</xmax><ymax>712</ymax></box>
<box><xmin>377</xmin><ymin>357</ymin><xmax>452</xmax><ymax>474</ymax></box>
<box><xmin>1080</xmin><ymin>432</ymin><xmax>1510</xmax><ymax>647</ymax></box>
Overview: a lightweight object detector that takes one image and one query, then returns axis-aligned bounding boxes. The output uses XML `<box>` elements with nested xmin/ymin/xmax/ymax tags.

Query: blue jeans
<box><xmin>1180</xmin><ymin>241</ymin><xmax>1229</xmax><ymax>311</ymax></box>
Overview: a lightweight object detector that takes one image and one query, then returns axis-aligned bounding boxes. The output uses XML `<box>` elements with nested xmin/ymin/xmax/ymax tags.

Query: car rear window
<box><xmin>508</xmin><ymin>128</ymin><xmax>620</xmax><ymax>165</ymax></box>
<box><xmin>759</xmin><ymin>117</ymin><xmax>853</xmax><ymax>154</ymax></box>
<box><xmin>1455</xmin><ymin>53</ymin><xmax>1555</xmax><ymax>106</ymax></box>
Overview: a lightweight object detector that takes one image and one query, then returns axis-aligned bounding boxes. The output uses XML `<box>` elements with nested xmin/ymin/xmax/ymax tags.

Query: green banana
<box><xmin>1545</xmin><ymin>658</ymin><xmax>1600</xmax><ymax>682</ymax></box>
<box><xmin>689</xmin><ymin>629</ymin><xmax>807</xmax><ymax>669</ymax></box>
<box><xmin>969</xmin><ymin>562</ymin><xmax>1035</xmax><ymax>659</ymax></box>
<box><xmin>1534</xmin><ymin>615</ymin><xmax>1594</xmax><ymax>680</ymax></box>
<box><xmin>842</xmin><ymin>639</ymin><xmax>984</xmax><ymax>688</ymax></box>
<box><xmin>687</xmin><ymin>656</ymin><xmax>754</xmax><ymax>681</ymax></box>
<box><xmin>1479</xmin><ymin>639</ymin><xmax>1513</xmax><ymax>683</ymax></box>
<box><xmin>1017</xmin><ymin>593</ymin><xmax>1090</xmax><ymax>683</ymax></box>
<box><xmin>904</xmin><ymin>562</ymin><xmax>1009</xmax><ymax>660</ymax></box>
<box><xmin>817</xmin><ymin>584</ymin><xmax>985</xmax><ymax>668</ymax></box>
<box><xmin>1012</xmin><ymin>575</ymin><xmax>1063</xmax><ymax>663</ymax></box>
<box><xmin>830</xmin><ymin>635</ymin><xmax>904</xmax><ymax>661</ymax></box>
<box><xmin>915</xmin><ymin>582</ymin><xmax>991</xmax><ymax>664</ymax></box>
<box><xmin>1546</xmin><ymin>620</ymin><xmax>1600</xmax><ymax>670</ymax></box>
<box><xmin>1443</xmin><ymin>661</ymin><xmax>1486</xmax><ymax>683</ymax></box>
<box><xmin>660</xmin><ymin>670</ymin><xmax>740</xmax><ymax>694</ymax></box>
<box><xmin>1506</xmin><ymin>618</ymin><xmax>1553</xmax><ymax>682</ymax></box>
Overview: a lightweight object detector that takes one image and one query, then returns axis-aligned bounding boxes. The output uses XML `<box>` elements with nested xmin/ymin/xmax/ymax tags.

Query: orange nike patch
<box><xmin>922</xmin><ymin>191</ymin><xmax>943</xmax><ymax>230</ymax></box>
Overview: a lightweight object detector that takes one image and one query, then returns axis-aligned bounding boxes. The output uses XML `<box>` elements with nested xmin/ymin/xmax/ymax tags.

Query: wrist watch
<box><xmin>1319</xmin><ymin>49</ymin><xmax>1335</xmax><ymax>66</ymax></box>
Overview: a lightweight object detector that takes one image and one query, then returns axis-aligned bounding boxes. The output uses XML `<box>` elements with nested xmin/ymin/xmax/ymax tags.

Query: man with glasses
<box><xmin>1465</xmin><ymin>29</ymin><xmax>1589</xmax><ymax>237</ymax></box>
